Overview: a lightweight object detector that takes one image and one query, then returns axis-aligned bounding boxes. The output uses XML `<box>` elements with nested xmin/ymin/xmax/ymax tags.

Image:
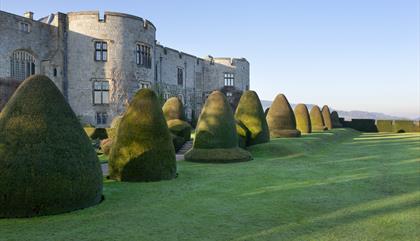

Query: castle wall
<box><xmin>66</xmin><ymin>11</ymin><xmax>156</xmax><ymax>124</ymax></box>
<box><xmin>0</xmin><ymin>10</ymin><xmax>250</xmax><ymax>125</ymax></box>
<box><xmin>0</xmin><ymin>11</ymin><xmax>64</xmax><ymax>89</ymax></box>
<box><xmin>155</xmin><ymin>45</ymin><xmax>203</xmax><ymax>119</ymax></box>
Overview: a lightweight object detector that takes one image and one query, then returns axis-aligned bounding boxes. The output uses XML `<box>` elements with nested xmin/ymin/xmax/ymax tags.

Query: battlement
<box><xmin>66</xmin><ymin>11</ymin><xmax>156</xmax><ymax>30</ymax></box>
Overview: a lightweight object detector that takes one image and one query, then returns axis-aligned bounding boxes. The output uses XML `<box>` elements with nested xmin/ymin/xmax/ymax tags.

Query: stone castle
<box><xmin>0</xmin><ymin>10</ymin><xmax>250</xmax><ymax>126</ymax></box>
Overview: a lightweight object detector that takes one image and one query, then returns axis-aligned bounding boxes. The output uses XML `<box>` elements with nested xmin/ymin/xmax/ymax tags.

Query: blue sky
<box><xmin>1</xmin><ymin>0</ymin><xmax>419</xmax><ymax>118</ymax></box>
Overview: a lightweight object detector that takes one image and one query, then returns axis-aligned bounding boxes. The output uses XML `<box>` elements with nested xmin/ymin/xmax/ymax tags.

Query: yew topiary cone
<box><xmin>294</xmin><ymin>104</ymin><xmax>312</xmax><ymax>134</ymax></box>
<box><xmin>162</xmin><ymin>97</ymin><xmax>192</xmax><ymax>146</ymax></box>
<box><xmin>235</xmin><ymin>90</ymin><xmax>270</xmax><ymax>146</ymax></box>
<box><xmin>162</xmin><ymin>97</ymin><xmax>186</xmax><ymax>121</ymax></box>
<box><xmin>109</xmin><ymin>89</ymin><xmax>176</xmax><ymax>182</ymax></box>
<box><xmin>0</xmin><ymin>75</ymin><xmax>103</xmax><ymax>218</ymax></box>
<box><xmin>331</xmin><ymin>111</ymin><xmax>342</xmax><ymax>128</ymax></box>
<box><xmin>310</xmin><ymin>105</ymin><xmax>327</xmax><ymax>131</ymax></box>
<box><xmin>266</xmin><ymin>94</ymin><xmax>301</xmax><ymax>137</ymax></box>
<box><xmin>185</xmin><ymin>91</ymin><xmax>251</xmax><ymax>163</ymax></box>
<box><xmin>322</xmin><ymin>105</ymin><xmax>333</xmax><ymax>130</ymax></box>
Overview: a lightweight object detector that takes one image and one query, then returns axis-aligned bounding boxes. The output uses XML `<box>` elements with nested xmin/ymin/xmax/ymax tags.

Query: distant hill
<box><xmin>261</xmin><ymin>100</ymin><xmax>408</xmax><ymax>121</ymax></box>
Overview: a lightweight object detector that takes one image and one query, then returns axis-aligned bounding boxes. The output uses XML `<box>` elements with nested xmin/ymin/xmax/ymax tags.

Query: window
<box><xmin>10</xmin><ymin>50</ymin><xmax>35</xmax><ymax>81</ymax></box>
<box><xmin>18</xmin><ymin>22</ymin><xmax>30</xmax><ymax>32</ymax></box>
<box><xmin>53</xmin><ymin>68</ymin><xmax>57</xmax><ymax>77</ymax></box>
<box><xmin>136</xmin><ymin>44</ymin><xmax>151</xmax><ymax>68</ymax></box>
<box><xmin>177</xmin><ymin>68</ymin><xmax>183</xmax><ymax>86</ymax></box>
<box><xmin>224</xmin><ymin>73</ymin><xmax>235</xmax><ymax>86</ymax></box>
<box><xmin>140</xmin><ymin>82</ymin><xmax>150</xmax><ymax>89</ymax></box>
<box><xmin>226</xmin><ymin>92</ymin><xmax>232</xmax><ymax>97</ymax></box>
<box><xmin>93</xmin><ymin>80</ymin><xmax>109</xmax><ymax>105</ymax></box>
<box><xmin>94</xmin><ymin>41</ymin><xmax>107</xmax><ymax>61</ymax></box>
<box><xmin>96</xmin><ymin>112</ymin><xmax>108</xmax><ymax>125</ymax></box>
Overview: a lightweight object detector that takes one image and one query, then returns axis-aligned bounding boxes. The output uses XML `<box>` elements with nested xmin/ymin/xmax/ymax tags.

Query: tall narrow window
<box><xmin>224</xmin><ymin>73</ymin><xmax>235</xmax><ymax>86</ymax></box>
<box><xmin>93</xmin><ymin>80</ymin><xmax>110</xmax><ymax>104</ymax></box>
<box><xmin>136</xmin><ymin>44</ymin><xmax>151</xmax><ymax>68</ymax></box>
<box><xmin>10</xmin><ymin>50</ymin><xmax>35</xmax><ymax>81</ymax></box>
<box><xmin>94</xmin><ymin>41</ymin><xmax>107</xmax><ymax>61</ymax></box>
<box><xmin>177</xmin><ymin>68</ymin><xmax>183</xmax><ymax>86</ymax></box>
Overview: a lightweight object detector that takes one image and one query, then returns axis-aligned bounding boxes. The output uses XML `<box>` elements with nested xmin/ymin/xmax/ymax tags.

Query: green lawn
<box><xmin>1</xmin><ymin>129</ymin><xmax>419</xmax><ymax>241</ymax></box>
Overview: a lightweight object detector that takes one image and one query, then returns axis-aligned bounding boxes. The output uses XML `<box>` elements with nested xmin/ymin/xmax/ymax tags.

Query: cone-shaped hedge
<box><xmin>167</xmin><ymin>119</ymin><xmax>191</xmax><ymax>142</ymax></box>
<box><xmin>162</xmin><ymin>97</ymin><xmax>186</xmax><ymax>121</ymax></box>
<box><xmin>331</xmin><ymin>111</ymin><xmax>342</xmax><ymax>128</ymax></box>
<box><xmin>0</xmin><ymin>75</ymin><xmax>103</xmax><ymax>218</ymax></box>
<box><xmin>109</xmin><ymin>89</ymin><xmax>176</xmax><ymax>182</ymax></box>
<box><xmin>310</xmin><ymin>105</ymin><xmax>327</xmax><ymax>131</ymax></box>
<box><xmin>294</xmin><ymin>104</ymin><xmax>312</xmax><ymax>134</ymax></box>
<box><xmin>266</xmin><ymin>94</ymin><xmax>301</xmax><ymax>137</ymax></box>
<box><xmin>185</xmin><ymin>91</ymin><xmax>251</xmax><ymax>163</ymax></box>
<box><xmin>234</xmin><ymin>90</ymin><xmax>270</xmax><ymax>146</ymax></box>
<box><xmin>162</xmin><ymin>97</ymin><xmax>192</xmax><ymax>148</ymax></box>
<box><xmin>322</xmin><ymin>105</ymin><xmax>333</xmax><ymax>129</ymax></box>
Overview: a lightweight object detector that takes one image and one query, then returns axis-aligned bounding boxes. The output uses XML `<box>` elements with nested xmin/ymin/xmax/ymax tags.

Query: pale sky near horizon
<box><xmin>1</xmin><ymin>0</ymin><xmax>419</xmax><ymax>118</ymax></box>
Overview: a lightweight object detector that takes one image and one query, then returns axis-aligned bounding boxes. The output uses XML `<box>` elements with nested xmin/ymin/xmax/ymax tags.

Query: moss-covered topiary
<box><xmin>393</xmin><ymin>120</ymin><xmax>416</xmax><ymax>133</ymax></box>
<box><xmin>185</xmin><ymin>91</ymin><xmax>251</xmax><ymax>163</ymax></box>
<box><xmin>310</xmin><ymin>105</ymin><xmax>327</xmax><ymax>131</ymax></box>
<box><xmin>171</xmin><ymin>133</ymin><xmax>185</xmax><ymax>152</ymax></box>
<box><xmin>162</xmin><ymin>97</ymin><xmax>192</xmax><ymax>148</ymax></box>
<box><xmin>167</xmin><ymin>119</ymin><xmax>192</xmax><ymax>142</ymax></box>
<box><xmin>162</xmin><ymin>97</ymin><xmax>186</xmax><ymax>121</ymax></box>
<box><xmin>294</xmin><ymin>104</ymin><xmax>312</xmax><ymax>134</ymax></box>
<box><xmin>266</xmin><ymin>94</ymin><xmax>301</xmax><ymax>138</ymax></box>
<box><xmin>321</xmin><ymin>105</ymin><xmax>333</xmax><ymax>130</ymax></box>
<box><xmin>236</xmin><ymin>120</ymin><xmax>249</xmax><ymax>149</ymax></box>
<box><xmin>109</xmin><ymin>88</ymin><xmax>176</xmax><ymax>182</ymax></box>
<box><xmin>264</xmin><ymin>108</ymin><xmax>270</xmax><ymax>117</ymax></box>
<box><xmin>376</xmin><ymin>120</ymin><xmax>393</xmax><ymax>132</ymax></box>
<box><xmin>234</xmin><ymin>90</ymin><xmax>270</xmax><ymax>146</ymax></box>
<box><xmin>0</xmin><ymin>75</ymin><xmax>103</xmax><ymax>218</ymax></box>
<box><xmin>331</xmin><ymin>111</ymin><xmax>343</xmax><ymax>128</ymax></box>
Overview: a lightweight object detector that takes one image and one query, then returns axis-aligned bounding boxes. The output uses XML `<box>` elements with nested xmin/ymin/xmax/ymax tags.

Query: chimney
<box><xmin>24</xmin><ymin>12</ymin><xmax>34</xmax><ymax>20</ymax></box>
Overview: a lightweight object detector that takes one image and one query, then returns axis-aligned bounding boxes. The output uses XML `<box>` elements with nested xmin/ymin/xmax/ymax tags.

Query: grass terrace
<box><xmin>1</xmin><ymin>128</ymin><xmax>419</xmax><ymax>241</ymax></box>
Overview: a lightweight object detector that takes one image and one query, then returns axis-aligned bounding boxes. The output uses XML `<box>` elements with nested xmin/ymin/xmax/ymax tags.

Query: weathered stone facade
<box><xmin>0</xmin><ymin>10</ymin><xmax>250</xmax><ymax>126</ymax></box>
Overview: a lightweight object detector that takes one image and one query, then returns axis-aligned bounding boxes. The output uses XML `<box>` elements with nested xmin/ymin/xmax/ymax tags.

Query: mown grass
<box><xmin>0</xmin><ymin>128</ymin><xmax>419</xmax><ymax>241</ymax></box>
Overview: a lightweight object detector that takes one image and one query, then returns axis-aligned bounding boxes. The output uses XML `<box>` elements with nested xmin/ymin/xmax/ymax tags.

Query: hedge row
<box><xmin>341</xmin><ymin>118</ymin><xmax>420</xmax><ymax>133</ymax></box>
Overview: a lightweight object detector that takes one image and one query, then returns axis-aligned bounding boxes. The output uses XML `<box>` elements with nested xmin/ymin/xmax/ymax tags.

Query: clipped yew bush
<box><xmin>294</xmin><ymin>103</ymin><xmax>312</xmax><ymax>134</ymax></box>
<box><xmin>234</xmin><ymin>90</ymin><xmax>270</xmax><ymax>146</ymax></box>
<box><xmin>310</xmin><ymin>105</ymin><xmax>327</xmax><ymax>131</ymax></box>
<box><xmin>162</xmin><ymin>97</ymin><xmax>192</xmax><ymax>146</ymax></box>
<box><xmin>0</xmin><ymin>75</ymin><xmax>103</xmax><ymax>218</ymax></box>
<box><xmin>163</xmin><ymin>97</ymin><xmax>186</xmax><ymax>121</ymax></box>
<box><xmin>167</xmin><ymin>119</ymin><xmax>191</xmax><ymax>142</ymax></box>
<box><xmin>185</xmin><ymin>91</ymin><xmax>251</xmax><ymax>163</ymax></box>
<box><xmin>322</xmin><ymin>105</ymin><xmax>333</xmax><ymax>130</ymax></box>
<box><xmin>266</xmin><ymin>94</ymin><xmax>301</xmax><ymax>137</ymax></box>
<box><xmin>331</xmin><ymin>111</ymin><xmax>343</xmax><ymax>128</ymax></box>
<box><xmin>109</xmin><ymin>88</ymin><xmax>176</xmax><ymax>182</ymax></box>
<box><xmin>376</xmin><ymin>120</ymin><xmax>393</xmax><ymax>132</ymax></box>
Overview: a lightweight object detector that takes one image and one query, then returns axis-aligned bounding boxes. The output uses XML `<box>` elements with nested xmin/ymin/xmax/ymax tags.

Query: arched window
<box><xmin>10</xmin><ymin>50</ymin><xmax>35</xmax><ymax>81</ymax></box>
